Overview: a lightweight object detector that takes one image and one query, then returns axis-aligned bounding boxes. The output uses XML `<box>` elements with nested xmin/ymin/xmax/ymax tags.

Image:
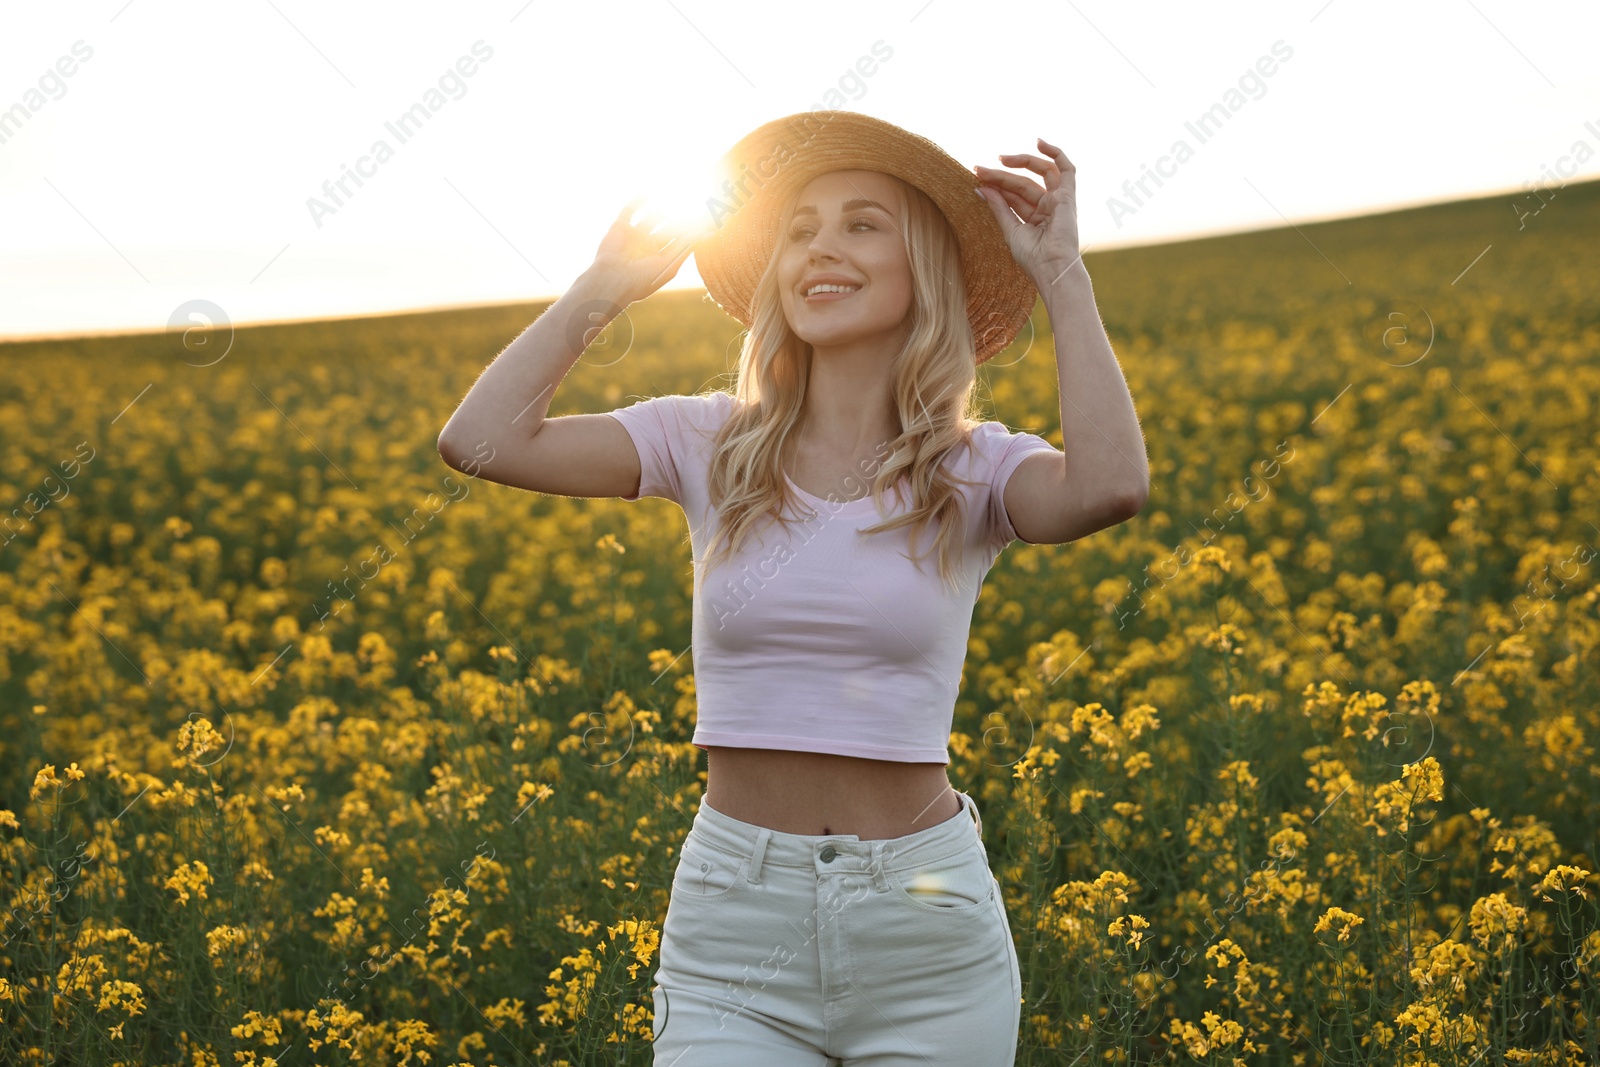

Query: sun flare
<box><xmin>629</xmin><ymin>142</ymin><xmax>731</xmax><ymax>246</ymax></box>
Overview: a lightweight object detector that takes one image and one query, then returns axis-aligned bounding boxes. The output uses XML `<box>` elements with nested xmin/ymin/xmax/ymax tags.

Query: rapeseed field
<box><xmin>2</xmin><ymin>178</ymin><xmax>1597</xmax><ymax>1065</ymax></box>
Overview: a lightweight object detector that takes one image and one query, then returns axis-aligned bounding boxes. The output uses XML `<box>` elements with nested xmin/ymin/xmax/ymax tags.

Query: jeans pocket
<box><xmin>669</xmin><ymin>832</ymin><xmax>748</xmax><ymax>902</ymax></box>
<box><xmin>885</xmin><ymin>838</ymin><xmax>996</xmax><ymax>915</ymax></box>
<box><xmin>651</xmin><ymin>982</ymin><xmax>669</xmax><ymax>1042</ymax></box>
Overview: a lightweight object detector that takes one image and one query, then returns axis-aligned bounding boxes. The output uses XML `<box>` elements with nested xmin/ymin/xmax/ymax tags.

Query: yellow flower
<box><xmin>1120</xmin><ymin>703</ymin><xmax>1161</xmax><ymax>739</ymax></box>
<box><xmin>263</xmin><ymin>782</ymin><xmax>306</xmax><ymax>812</ymax></box>
<box><xmin>389</xmin><ymin>1018</ymin><xmax>437</xmax><ymax>1067</ymax></box>
<box><xmin>1202</xmin><ymin>1010</ymin><xmax>1244</xmax><ymax>1048</ymax></box>
<box><xmin>30</xmin><ymin>764</ymin><xmax>61</xmax><ymax>799</ymax></box>
<box><xmin>1402</xmin><ymin>757</ymin><xmax>1445</xmax><ymax>802</ymax></box>
<box><xmin>1170</xmin><ymin>1018</ymin><xmax>1210</xmax><ymax>1058</ymax></box>
<box><xmin>231</xmin><ymin>1009</ymin><xmax>283</xmax><ymax>1044</ymax></box>
<box><xmin>359</xmin><ymin>867</ymin><xmax>391</xmax><ymax>898</ymax></box>
<box><xmin>1067</xmin><ymin>785</ymin><xmax>1104</xmax><ymax>814</ymax></box>
<box><xmin>1368</xmin><ymin>756</ymin><xmax>1445</xmax><ymax>836</ymax></box>
<box><xmin>515</xmin><ymin>781</ymin><xmax>556</xmax><ymax>812</ymax></box>
<box><xmin>481</xmin><ymin>996</ymin><xmax>528</xmax><ymax>1030</ymax></box>
<box><xmin>1107</xmin><ymin>913</ymin><xmax>1150</xmax><ymax>950</ymax></box>
<box><xmin>606</xmin><ymin>917</ymin><xmax>662</xmax><ymax>980</ymax></box>
<box><xmin>1228</xmin><ymin>693</ymin><xmax>1266</xmax><ymax>715</ymax></box>
<box><xmin>314</xmin><ymin>825</ymin><xmax>353</xmax><ymax>850</ymax></box>
<box><xmin>1537</xmin><ymin>864</ymin><xmax>1592</xmax><ymax>900</ymax></box>
<box><xmin>1314</xmin><ymin>906</ymin><xmax>1365</xmax><ymax>943</ymax></box>
<box><xmin>1217</xmin><ymin>759</ymin><xmax>1260</xmax><ymax>791</ymax></box>
<box><xmin>1011</xmin><ymin>745</ymin><xmax>1044</xmax><ymax>780</ymax></box>
<box><xmin>306</xmin><ymin>999</ymin><xmax>366</xmax><ymax>1053</ymax></box>
<box><xmin>206</xmin><ymin>924</ymin><xmax>248</xmax><ymax>958</ymax></box>
<box><xmin>175</xmin><ymin>718</ymin><xmax>227</xmax><ymax>769</ymax></box>
<box><xmin>1206</xmin><ymin>939</ymin><xmax>1247</xmax><ymax>969</ymax></box>
<box><xmin>1408</xmin><ymin>938</ymin><xmax>1476</xmax><ymax>994</ymax></box>
<box><xmin>1468</xmin><ymin>892</ymin><xmax>1526</xmax><ymax>954</ymax></box>
<box><xmin>1339</xmin><ymin>689</ymin><xmax>1390</xmax><ymax>743</ymax></box>
<box><xmin>97</xmin><ymin>979</ymin><xmax>146</xmax><ymax>1017</ymax></box>
<box><xmin>164</xmin><ymin>860</ymin><xmax>213</xmax><ymax>906</ymax></box>
<box><xmin>1202</xmin><ymin>622</ymin><xmax>1247</xmax><ymax>655</ymax></box>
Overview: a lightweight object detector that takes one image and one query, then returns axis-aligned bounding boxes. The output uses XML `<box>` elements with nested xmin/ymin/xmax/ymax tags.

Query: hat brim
<box><xmin>691</xmin><ymin>110</ymin><xmax>1038</xmax><ymax>366</ymax></box>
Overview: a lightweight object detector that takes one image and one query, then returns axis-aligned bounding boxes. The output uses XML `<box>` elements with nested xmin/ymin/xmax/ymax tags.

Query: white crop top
<box><xmin>606</xmin><ymin>390</ymin><xmax>1058</xmax><ymax>763</ymax></box>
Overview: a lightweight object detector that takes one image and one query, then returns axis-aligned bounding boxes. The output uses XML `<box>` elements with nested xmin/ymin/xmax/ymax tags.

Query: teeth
<box><xmin>806</xmin><ymin>283</ymin><xmax>859</xmax><ymax>297</ymax></box>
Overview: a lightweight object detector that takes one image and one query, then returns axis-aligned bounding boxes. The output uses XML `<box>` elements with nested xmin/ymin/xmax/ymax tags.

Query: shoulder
<box><xmin>688</xmin><ymin>390</ymin><xmax>738</xmax><ymax>434</ymax></box>
<box><xmin>960</xmin><ymin>420</ymin><xmax>1057</xmax><ymax>470</ymax></box>
<box><xmin>963</xmin><ymin>421</ymin><xmax>1007</xmax><ymax>456</ymax></box>
<box><xmin>680</xmin><ymin>390</ymin><xmax>737</xmax><ymax>420</ymax></box>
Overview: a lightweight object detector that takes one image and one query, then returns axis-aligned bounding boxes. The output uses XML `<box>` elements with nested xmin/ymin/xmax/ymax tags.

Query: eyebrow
<box><xmin>789</xmin><ymin>197</ymin><xmax>894</xmax><ymax>219</ymax></box>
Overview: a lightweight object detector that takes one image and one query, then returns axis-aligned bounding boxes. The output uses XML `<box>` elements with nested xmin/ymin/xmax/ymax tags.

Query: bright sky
<box><xmin>2</xmin><ymin>0</ymin><xmax>1596</xmax><ymax>341</ymax></box>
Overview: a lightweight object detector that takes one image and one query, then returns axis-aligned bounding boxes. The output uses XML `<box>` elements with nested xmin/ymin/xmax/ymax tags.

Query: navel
<box><xmin>822</xmin><ymin>825</ymin><xmax>830</xmax><ymax>836</ymax></box>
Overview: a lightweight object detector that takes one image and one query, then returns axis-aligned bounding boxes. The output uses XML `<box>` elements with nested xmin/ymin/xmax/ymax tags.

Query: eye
<box><xmin>786</xmin><ymin>218</ymin><xmax>879</xmax><ymax>241</ymax></box>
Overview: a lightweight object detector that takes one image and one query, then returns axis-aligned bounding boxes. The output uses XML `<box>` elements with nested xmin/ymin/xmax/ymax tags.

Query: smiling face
<box><xmin>775</xmin><ymin>169</ymin><xmax>915</xmax><ymax>355</ymax></box>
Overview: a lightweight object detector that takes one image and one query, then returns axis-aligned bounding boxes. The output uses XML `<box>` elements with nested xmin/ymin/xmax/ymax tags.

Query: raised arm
<box><xmin>976</xmin><ymin>139</ymin><xmax>1150</xmax><ymax>545</ymax></box>
<box><xmin>436</xmin><ymin>199</ymin><xmax>697</xmax><ymax>498</ymax></box>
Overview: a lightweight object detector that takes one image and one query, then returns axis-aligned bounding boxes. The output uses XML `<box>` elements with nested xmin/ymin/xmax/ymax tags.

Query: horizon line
<box><xmin>3</xmin><ymin>173</ymin><xmax>1594</xmax><ymax>346</ymax></box>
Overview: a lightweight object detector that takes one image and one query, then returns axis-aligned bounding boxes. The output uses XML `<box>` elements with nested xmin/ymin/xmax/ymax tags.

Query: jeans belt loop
<box><xmin>964</xmin><ymin>791</ymin><xmax>983</xmax><ymax>839</ymax></box>
<box><xmin>868</xmin><ymin>841</ymin><xmax>889</xmax><ymax>893</ymax></box>
<box><xmin>747</xmin><ymin>827</ymin><xmax>771</xmax><ymax>884</ymax></box>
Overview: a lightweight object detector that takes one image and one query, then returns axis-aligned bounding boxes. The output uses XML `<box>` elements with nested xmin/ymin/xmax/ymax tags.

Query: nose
<box><xmin>803</xmin><ymin>224</ymin><xmax>843</xmax><ymax>262</ymax></box>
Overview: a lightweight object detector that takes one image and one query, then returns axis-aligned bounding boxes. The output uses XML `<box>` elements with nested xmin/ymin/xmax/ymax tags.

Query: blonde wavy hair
<box><xmin>695</xmin><ymin>172</ymin><xmax>999</xmax><ymax>597</ymax></box>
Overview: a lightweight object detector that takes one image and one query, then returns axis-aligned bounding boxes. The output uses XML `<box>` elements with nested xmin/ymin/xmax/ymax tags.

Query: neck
<box><xmin>798</xmin><ymin>333</ymin><xmax>905</xmax><ymax>452</ymax></box>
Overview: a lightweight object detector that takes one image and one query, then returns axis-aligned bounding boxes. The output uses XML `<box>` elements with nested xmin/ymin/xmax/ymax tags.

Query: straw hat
<box><xmin>692</xmin><ymin>110</ymin><xmax>1039</xmax><ymax>365</ymax></box>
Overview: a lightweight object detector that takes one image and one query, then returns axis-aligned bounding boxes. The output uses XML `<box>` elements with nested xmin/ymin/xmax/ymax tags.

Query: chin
<box><xmin>791</xmin><ymin>315</ymin><xmax>898</xmax><ymax>350</ymax></box>
<box><xmin>796</xmin><ymin>327</ymin><xmax>865</xmax><ymax>349</ymax></box>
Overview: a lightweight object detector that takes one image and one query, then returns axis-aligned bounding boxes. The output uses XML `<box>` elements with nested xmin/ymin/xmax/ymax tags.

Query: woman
<box><xmin>438</xmin><ymin>111</ymin><xmax>1148</xmax><ymax>1065</ymax></box>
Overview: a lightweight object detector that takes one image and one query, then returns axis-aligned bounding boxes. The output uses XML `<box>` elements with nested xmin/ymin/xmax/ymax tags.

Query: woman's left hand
<box><xmin>974</xmin><ymin>138</ymin><xmax>1082</xmax><ymax>290</ymax></box>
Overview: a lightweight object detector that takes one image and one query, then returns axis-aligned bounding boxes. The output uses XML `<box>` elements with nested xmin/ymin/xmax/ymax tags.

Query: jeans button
<box><xmin>819</xmin><ymin>845</ymin><xmax>836</xmax><ymax>863</ymax></box>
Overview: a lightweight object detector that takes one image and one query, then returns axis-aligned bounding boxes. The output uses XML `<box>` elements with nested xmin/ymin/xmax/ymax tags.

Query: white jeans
<box><xmin>650</xmin><ymin>790</ymin><xmax>1021</xmax><ymax>1065</ymax></box>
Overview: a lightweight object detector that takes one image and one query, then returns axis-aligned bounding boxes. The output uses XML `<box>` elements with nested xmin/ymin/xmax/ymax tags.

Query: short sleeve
<box><xmin>976</xmin><ymin>421</ymin><xmax>1060</xmax><ymax>549</ymax></box>
<box><xmin>605</xmin><ymin>392</ymin><xmax>731</xmax><ymax>505</ymax></box>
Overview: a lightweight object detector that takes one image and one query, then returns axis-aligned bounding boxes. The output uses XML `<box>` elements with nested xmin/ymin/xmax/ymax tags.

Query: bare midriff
<box><xmin>702</xmin><ymin>746</ymin><xmax>962</xmax><ymax>840</ymax></box>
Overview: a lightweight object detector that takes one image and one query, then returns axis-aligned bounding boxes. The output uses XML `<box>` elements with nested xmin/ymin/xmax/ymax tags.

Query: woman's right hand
<box><xmin>586</xmin><ymin>196</ymin><xmax>699</xmax><ymax>307</ymax></box>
